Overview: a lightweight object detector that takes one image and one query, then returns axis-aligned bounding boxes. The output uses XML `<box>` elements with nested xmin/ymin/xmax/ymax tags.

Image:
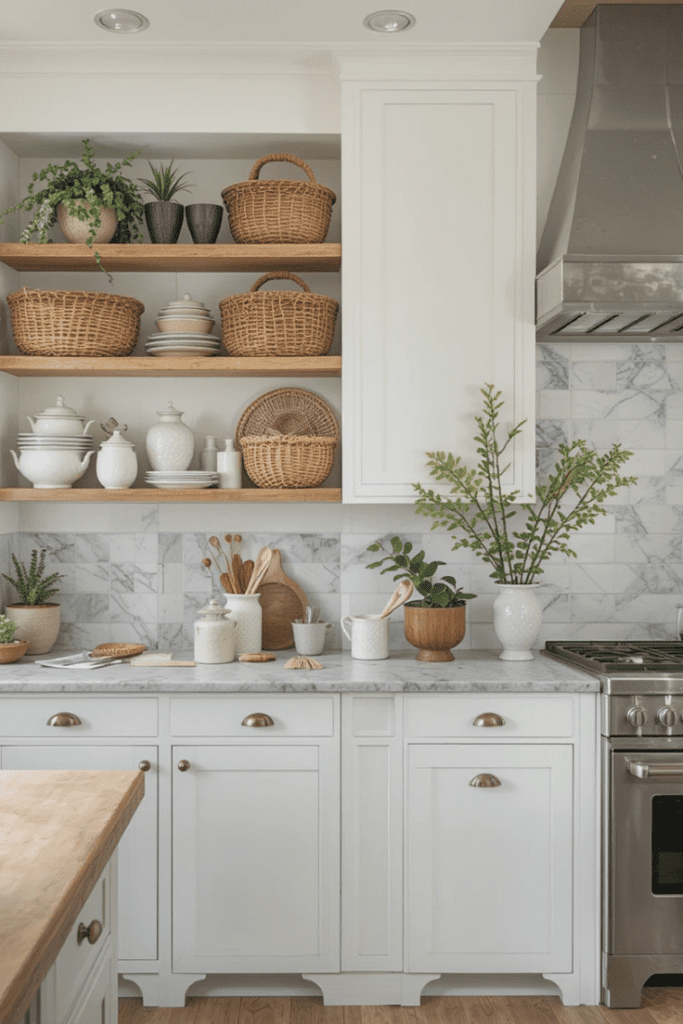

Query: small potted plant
<box><xmin>0</xmin><ymin>614</ymin><xmax>29</xmax><ymax>664</ymax></box>
<box><xmin>366</xmin><ymin>536</ymin><xmax>476</xmax><ymax>661</ymax></box>
<box><xmin>0</xmin><ymin>138</ymin><xmax>144</xmax><ymax>272</ymax></box>
<box><xmin>2</xmin><ymin>549</ymin><xmax>64</xmax><ymax>655</ymax></box>
<box><xmin>138</xmin><ymin>159</ymin><xmax>193</xmax><ymax>244</ymax></box>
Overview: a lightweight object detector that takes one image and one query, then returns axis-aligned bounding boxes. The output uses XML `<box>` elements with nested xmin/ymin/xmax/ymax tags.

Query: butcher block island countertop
<box><xmin>0</xmin><ymin>770</ymin><xmax>144</xmax><ymax>1024</ymax></box>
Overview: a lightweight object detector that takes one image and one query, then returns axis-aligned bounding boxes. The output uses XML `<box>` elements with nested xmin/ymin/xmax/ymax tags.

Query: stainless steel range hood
<box><xmin>536</xmin><ymin>5</ymin><xmax>683</xmax><ymax>341</ymax></box>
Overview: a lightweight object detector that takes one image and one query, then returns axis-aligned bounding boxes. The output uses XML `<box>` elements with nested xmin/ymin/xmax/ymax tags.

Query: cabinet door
<box><xmin>1</xmin><ymin>745</ymin><xmax>157</xmax><ymax>962</ymax></box>
<box><xmin>172</xmin><ymin>743</ymin><xmax>339</xmax><ymax>973</ymax></box>
<box><xmin>342</xmin><ymin>83</ymin><xmax>536</xmax><ymax>502</ymax></box>
<box><xmin>406</xmin><ymin>744</ymin><xmax>573</xmax><ymax>973</ymax></box>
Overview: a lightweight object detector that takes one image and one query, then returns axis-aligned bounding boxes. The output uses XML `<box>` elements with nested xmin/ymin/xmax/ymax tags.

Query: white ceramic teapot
<box><xmin>26</xmin><ymin>396</ymin><xmax>94</xmax><ymax>436</ymax></box>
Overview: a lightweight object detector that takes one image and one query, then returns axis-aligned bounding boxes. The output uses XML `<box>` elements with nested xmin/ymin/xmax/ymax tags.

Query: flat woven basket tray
<box><xmin>90</xmin><ymin>643</ymin><xmax>147</xmax><ymax>659</ymax></box>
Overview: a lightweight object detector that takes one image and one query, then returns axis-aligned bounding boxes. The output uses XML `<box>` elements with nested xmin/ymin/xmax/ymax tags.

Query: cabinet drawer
<box><xmin>170</xmin><ymin>695</ymin><xmax>335</xmax><ymax>736</ymax></box>
<box><xmin>0</xmin><ymin>697</ymin><xmax>158</xmax><ymax>736</ymax></box>
<box><xmin>55</xmin><ymin>860</ymin><xmax>111</xmax><ymax>1024</ymax></box>
<box><xmin>404</xmin><ymin>694</ymin><xmax>575</xmax><ymax>738</ymax></box>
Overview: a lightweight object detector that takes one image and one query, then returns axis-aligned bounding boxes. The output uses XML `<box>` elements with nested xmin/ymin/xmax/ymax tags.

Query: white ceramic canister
<box><xmin>223</xmin><ymin>593</ymin><xmax>262</xmax><ymax>655</ymax></box>
<box><xmin>96</xmin><ymin>430</ymin><xmax>138</xmax><ymax>489</ymax></box>
<box><xmin>145</xmin><ymin>402</ymin><xmax>195</xmax><ymax>471</ymax></box>
<box><xmin>194</xmin><ymin>599</ymin><xmax>236</xmax><ymax>664</ymax></box>
<box><xmin>341</xmin><ymin>614</ymin><xmax>389</xmax><ymax>660</ymax></box>
<box><xmin>217</xmin><ymin>439</ymin><xmax>242</xmax><ymax>488</ymax></box>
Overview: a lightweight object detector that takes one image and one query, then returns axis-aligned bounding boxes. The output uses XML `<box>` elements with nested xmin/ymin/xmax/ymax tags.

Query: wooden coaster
<box><xmin>90</xmin><ymin>643</ymin><xmax>147</xmax><ymax>659</ymax></box>
<box><xmin>239</xmin><ymin>653</ymin><xmax>276</xmax><ymax>663</ymax></box>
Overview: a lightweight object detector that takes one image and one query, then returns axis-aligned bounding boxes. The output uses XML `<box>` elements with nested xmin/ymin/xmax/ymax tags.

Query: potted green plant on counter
<box><xmin>0</xmin><ymin>614</ymin><xmax>29</xmax><ymax>663</ymax></box>
<box><xmin>413</xmin><ymin>383</ymin><xmax>636</xmax><ymax>660</ymax></box>
<box><xmin>138</xmin><ymin>159</ymin><xmax>193</xmax><ymax>243</ymax></box>
<box><xmin>366</xmin><ymin>536</ymin><xmax>476</xmax><ymax>661</ymax></box>
<box><xmin>0</xmin><ymin>138</ymin><xmax>144</xmax><ymax>271</ymax></box>
<box><xmin>2</xmin><ymin>549</ymin><xmax>64</xmax><ymax>655</ymax></box>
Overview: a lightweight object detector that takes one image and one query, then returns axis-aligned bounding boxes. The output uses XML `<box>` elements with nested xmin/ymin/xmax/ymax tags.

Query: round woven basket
<box><xmin>7</xmin><ymin>288</ymin><xmax>144</xmax><ymax>357</ymax></box>
<box><xmin>235</xmin><ymin>388</ymin><xmax>339</xmax><ymax>446</ymax></box>
<box><xmin>241</xmin><ymin>435</ymin><xmax>337</xmax><ymax>489</ymax></box>
<box><xmin>219</xmin><ymin>272</ymin><xmax>338</xmax><ymax>357</ymax></box>
<box><xmin>222</xmin><ymin>154</ymin><xmax>336</xmax><ymax>244</ymax></box>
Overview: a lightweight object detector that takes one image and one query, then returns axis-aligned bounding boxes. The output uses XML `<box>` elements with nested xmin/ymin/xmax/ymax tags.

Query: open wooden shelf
<box><xmin>0</xmin><ymin>356</ymin><xmax>341</xmax><ymax>378</ymax></box>
<box><xmin>0</xmin><ymin>488</ymin><xmax>342</xmax><ymax>503</ymax></box>
<box><xmin>0</xmin><ymin>243</ymin><xmax>341</xmax><ymax>274</ymax></box>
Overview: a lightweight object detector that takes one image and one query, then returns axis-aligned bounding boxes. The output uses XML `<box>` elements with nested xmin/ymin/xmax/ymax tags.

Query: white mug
<box><xmin>292</xmin><ymin>621</ymin><xmax>333</xmax><ymax>656</ymax></box>
<box><xmin>341</xmin><ymin>614</ymin><xmax>389</xmax><ymax>660</ymax></box>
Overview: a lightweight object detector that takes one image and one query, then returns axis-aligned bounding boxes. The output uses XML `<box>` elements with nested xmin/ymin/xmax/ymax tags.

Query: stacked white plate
<box><xmin>145</xmin><ymin>470</ymin><xmax>219</xmax><ymax>490</ymax></box>
<box><xmin>17</xmin><ymin>432</ymin><xmax>93</xmax><ymax>453</ymax></box>
<box><xmin>145</xmin><ymin>331</ymin><xmax>222</xmax><ymax>358</ymax></box>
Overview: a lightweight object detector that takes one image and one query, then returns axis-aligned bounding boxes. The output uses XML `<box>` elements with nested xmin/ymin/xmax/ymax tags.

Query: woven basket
<box><xmin>7</xmin><ymin>288</ymin><xmax>144</xmax><ymax>357</ymax></box>
<box><xmin>219</xmin><ymin>273</ymin><xmax>338</xmax><ymax>357</ymax></box>
<box><xmin>236</xmin><ymin>388</ymin><xmax>339</xmax><ymax>446</ymax></box>
<box><xmin>222</xmin><ymin>154</ymin><xmax>336</xmax><ymax>244</ymax></box>
<box><xmin>241</xmin><ymin>435</ymin><xmax>337</xmax><ymax>489</ymax></box>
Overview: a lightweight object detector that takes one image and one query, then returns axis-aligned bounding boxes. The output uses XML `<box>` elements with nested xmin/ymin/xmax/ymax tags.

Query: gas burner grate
<box><xmin>543</xmin><ymin>640</ymin><xmax>683</xmax><ymax>673</ymax></box>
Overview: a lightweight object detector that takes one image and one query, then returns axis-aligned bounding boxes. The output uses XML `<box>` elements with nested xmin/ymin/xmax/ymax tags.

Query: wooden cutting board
<box><xmin>257</xmin><ymin>549</ymin><xmax>308</xmax><ymax>650</ymax></box>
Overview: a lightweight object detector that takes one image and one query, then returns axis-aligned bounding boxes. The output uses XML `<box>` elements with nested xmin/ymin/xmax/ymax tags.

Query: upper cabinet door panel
<box><xmin>342</xmin><ymin>84</ymin><xmax>536</xmax><ymax>502</ymax></box>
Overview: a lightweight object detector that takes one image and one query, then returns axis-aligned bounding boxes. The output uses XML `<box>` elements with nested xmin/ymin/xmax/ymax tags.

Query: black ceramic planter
<box><xmin>185</xmin><ymin>203</ymin><xmax>223</xmax><ymax>244</ymax></box>
<box><xmin>144</xmin><ymin>201</ymin><xmax>184</xmax><ymax>244</ymax></box>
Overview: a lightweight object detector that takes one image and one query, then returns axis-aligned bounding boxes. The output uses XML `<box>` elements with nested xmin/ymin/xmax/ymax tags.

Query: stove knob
<box><xmin>656</xmin><ymin>706</ymin><xmax>677</xmax><ymax>728</ymax></box>
<box><xmin>626</xmin><ymin>706</ymin><xmax>648</xmax><ymax>728</ymax></box>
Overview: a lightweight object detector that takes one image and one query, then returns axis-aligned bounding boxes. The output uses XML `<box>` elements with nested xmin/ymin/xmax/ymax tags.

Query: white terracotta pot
<box><xmin>57</xmin><ymin>202</ymin><xmax>117</xmax><ymax>245</ymax></box>
<box><xmin>492</xmin><ymin>583</ymin><xmax>542</xmax><ymax>661</ymax></box>
<box><xmin>5</xmin><ymin>604</ymin><xmax>60</xmax><ymax>655</ymax></box>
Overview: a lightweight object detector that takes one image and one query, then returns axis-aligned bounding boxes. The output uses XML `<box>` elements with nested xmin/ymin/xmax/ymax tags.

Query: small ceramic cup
<box><xmin>341</xmin><ymin>614</ymin><xmax>389</xmax><ymax>660</ymax></box>
<box><xmin>292</xmin><ymin>621</ymin><xmax>333</xmax><ymax>657</ymax></box>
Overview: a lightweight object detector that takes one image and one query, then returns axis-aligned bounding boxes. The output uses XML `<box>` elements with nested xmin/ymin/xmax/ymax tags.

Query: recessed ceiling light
<box><xmin>94</xmin><ymin>8</ymin><xmax>150</xmax><ymax>33</ymax></box>
<box><xmin>363</xmin><ymin>10</ymin><xmax>416</xmax><ymax>33</ymax></box>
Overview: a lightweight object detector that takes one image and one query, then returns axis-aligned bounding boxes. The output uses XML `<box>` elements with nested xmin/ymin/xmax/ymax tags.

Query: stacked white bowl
<box><xmin>147</xmin><ymin>293</ymin><xmax>221</xmax><ymax>357</ymax></box>
<box><xmin>11</xmin><ymin>396</ymin><xmax>95</xmax><ymax>488</ymax></box>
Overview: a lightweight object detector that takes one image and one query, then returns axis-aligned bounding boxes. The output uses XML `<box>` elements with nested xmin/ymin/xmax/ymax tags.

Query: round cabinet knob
<box><xmin>627</xmin><ymin>706</ymin><xmax>648</xmax><ymax>728</ymax></box>
<box><xmin>138</xmin><ymin>760</ymin><xmax>151</xmax><ymax>772</ymax></box>
<box><xmin>77</xmin><ymin>919</ymin><xmax>102</xmax><ymax>945</ymax></box>
<box><xmin>241</xmin><ymin>713</ymin><xmax>275</xmax><ymax>728</ymax></box>
<box><xmin>469</xmin><ymin>773</ymin><xmax>502</xmax><ymax>788</ymax></box>
<box><xmin>656</xmin><ymin>707</ymin><xmax>677</xmax><ymax>728</ymax></box>
<box><xmin>46</xmin><ymin>712</ymin><xmax>82</xmax><ymax>727</ymax></box>
<box><xmin>473</xmin><ymin>713</ymin><xmax>505</xmax><ymax>728</ymax></box>
<box><xmin>177</xmin><ymin>760</ymin><xmax>191</xmax><ymax>772</ymax></box>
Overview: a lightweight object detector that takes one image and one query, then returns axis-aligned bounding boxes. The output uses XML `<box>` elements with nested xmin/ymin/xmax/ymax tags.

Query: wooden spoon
<box><xmin>231</xmin><ymin>534</ymin><xmax>244</xmax><ymax>594</ymax></box>
<box><xmin>379</xmin><ymin>579</ymin><xmax>414</xmax><ymax>618</ymax></box>
<box><xmin>220</xmin><ymin>572</ymin><xmax>234</xmax><ymax>594</ymax></box>
<box><xmin>241</xmin><ymin>559</ymin><xmax>254</xmax><ymax>593</ymax></box>
<box><xmin>211</xmin><ymin>535</ymin><xmax>237</xmax><ymax>592</ymax></box>
<box><xmin>245</xmin><ymin>547</ymin><xmax>273</xmax><ymax>594</ymax></box>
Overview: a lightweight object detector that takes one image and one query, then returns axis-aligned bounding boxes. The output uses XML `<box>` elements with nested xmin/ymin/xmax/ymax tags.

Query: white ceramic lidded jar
<box><xmin>96</xmin><ymin>430</ymin><xmax>138</xmax><ymax>489</ymax></box>
<box><xmin>194</xmin><ymin>599</ymin><xmax>236</xmax><ymax>664</ymax></box>
<box><xmin>223</xmin><ymin>593</ymin><xmax>262</xmax><ymax>655</ymax></box>
<box><xmin>27</xmin><ymin>395</ymin><xmax>94</xmax><ymax>436</ymax></box>
<box><xmin>145</xmin><ymin>402</ymin><xmax>195</xmax><ymax>471</ymax></box>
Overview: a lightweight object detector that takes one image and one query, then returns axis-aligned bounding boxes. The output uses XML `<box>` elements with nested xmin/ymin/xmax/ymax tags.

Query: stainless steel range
<box><xmin>544</xmin><ymin>641</ymin><xmax>683</xmax><ymax>1008</ymax></box>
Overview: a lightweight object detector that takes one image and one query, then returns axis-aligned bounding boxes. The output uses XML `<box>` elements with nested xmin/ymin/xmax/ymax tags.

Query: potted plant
<box><xmin>2</xmin><ymin>549</ymin><xmax>64</xmax><ymax>655</ymax></box>
<box><xmin>366</xmin><ymin>536</ymin><xmax>476</xmax><ymax>661</ymax></box>
<box><xmin>0</xmin><ymin>138</ymin><xmax>144</xmax><ymax>272</ymax></box>
<box><xmin>138</xmin><ymin>159</ymin><xmax>193</xmax><ymax>244</ymax></box>
<box><xmin>413</xmin><ymin>383</ymin><xmax>637</xmax><ymax>660</ymax></box>
<box><xmin>0</xmin><ymin>614</ymin><xmax>29</xmax><ymax>664</ymax></box>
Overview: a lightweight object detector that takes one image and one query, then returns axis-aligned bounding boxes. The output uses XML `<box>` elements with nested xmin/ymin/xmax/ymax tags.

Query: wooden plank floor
<box><xmin>118</xmin><ymin>990</ymin><xmax>683</xmax><ymax>1024</ymax></box>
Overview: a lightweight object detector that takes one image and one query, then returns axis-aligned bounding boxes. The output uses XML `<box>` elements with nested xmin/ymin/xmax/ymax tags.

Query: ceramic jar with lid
<box><xmin>96</xmin><ymin>430</ymin><xmax>138</xmax><ymax>489</ymax></box>
<box><xmin>223</xmin><ymin>593</ymin><xmax>262</xmax><ymax>655</ymax></box>
<box><xmin>145</xmin><ymin>402</ymin><xmax>195</xmax><ymax>471</ymax></box>
<box><xmin>194</xmin><ymin>599</ymin><xmax>236</xmax><ymax>664</ymax></box>
<box><xmin>26</xmin><ymin>396</ymin><xmax>94</xmax><ymax>436</ymax></box>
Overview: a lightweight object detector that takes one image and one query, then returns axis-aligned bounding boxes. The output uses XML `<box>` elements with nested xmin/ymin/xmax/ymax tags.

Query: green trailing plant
<box><xmin>0</xmin><ymin>614</ymin><xmax>20</xmax><ymax>644</ymax></box>
<box><xmin>1</xmin><ymin>549</ymin><xmax>64</xmax><ymax>606</ymax></box>
<box><xmin>138</xmin><ymin>160</ymin><xmax>193</xmax><ymax>202</ymax></box>
<box><xmin>413</xmin><ymin>383</ymin><xmax>637</xmax><ymax>585</ymax></box>
<box><xmin>0</xmin><ymin>138</ymin><xmax>144</xmax><ymax>272</ymax></box>
<box><xmin>366</xmin><ymin>536</ymin><xmax>476</xmax><ymax>608</ymax></box>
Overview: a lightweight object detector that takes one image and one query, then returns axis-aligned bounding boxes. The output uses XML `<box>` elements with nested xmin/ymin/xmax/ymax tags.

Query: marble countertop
<box><xmin>0</xmin><ymin>769</ymin><xmax>144</xmax><ymax>1024</ymax></box>
<box><xmin>0</xmin><ymin>649</ymin><xmax>599</xmax><ymax>693</ymax></box>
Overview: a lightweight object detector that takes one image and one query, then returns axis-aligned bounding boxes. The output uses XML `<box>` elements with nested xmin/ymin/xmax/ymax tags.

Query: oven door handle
<box><xmin>627</xmin><ymin>760</ymin><xmax>683</xmax><ymax>779</ymax></box>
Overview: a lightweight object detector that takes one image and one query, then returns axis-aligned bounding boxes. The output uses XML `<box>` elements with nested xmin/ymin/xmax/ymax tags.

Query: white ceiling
<box><xmin>0</xmin><ymin>0</ymin><xmax>566</xmax><ymax>44</ymax></box>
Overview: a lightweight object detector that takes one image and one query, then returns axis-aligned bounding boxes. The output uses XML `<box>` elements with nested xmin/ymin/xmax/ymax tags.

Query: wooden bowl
<box><xmin>0</xmin><ymin>640</ymin><xmax>30</xmax><ymax>664</ymax></box>
<box><xmin>403</xmin><ymin>604</ymin><xmax>466</xmax><ymax>662</ymax></box>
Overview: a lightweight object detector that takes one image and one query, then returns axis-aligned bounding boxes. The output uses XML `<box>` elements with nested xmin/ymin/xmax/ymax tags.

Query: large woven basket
<box><xmin>241</xmin><ymin>435</ymin><xmax>337</xmax><ymax>489</ymax></box>
<box><xmin>222</xmin><ymin>154</ymin><xmax>336</xmax><ymax>244</ymax></box>
<box><xmin>219</xmin><ymin>273</ymin><xmax>338</xmax><ymax>357</ymax></box>
<box><xmin>236</xmin><ymin>388</ymin><xmax>339</xmax><ymax>445</ymax></box>
<box><xmin>7</xmin><ymin>288</ymin><xmax>144</xmax><ymax>357</ymax></box>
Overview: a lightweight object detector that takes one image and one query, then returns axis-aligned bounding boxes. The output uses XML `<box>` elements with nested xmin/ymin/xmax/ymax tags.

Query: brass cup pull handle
<box><xmin>241</xmin><ymin>713</ymin><xmax>275</xmax><ymax>728</ymax></box>
<box><xmin>473</xmin><ymin>713</ymin><xmax>505</xmax><ymax>728</ymax></box>
<box><xmin>46</xmin><ymin>712</ymin><xmax>82</xmax><ymax>727</ymax></box>
<box><xmin>138</xmin><ymin>760</ymin><xmax>151</xmax><ymax>772</ymax></box>
<box><xmin>469</xmin><ymin>773</ymin><xmax>502</xmax><ymax>788</ymax></box>
<box><xmin>77</xmin><ymin>919</ymin><xmax>102</xmax><ymax>945</ymax></box>
<box><xmin>177</xmin><ymin>760</ymin><xmax>191</xmax><ymax>772</ymax></box>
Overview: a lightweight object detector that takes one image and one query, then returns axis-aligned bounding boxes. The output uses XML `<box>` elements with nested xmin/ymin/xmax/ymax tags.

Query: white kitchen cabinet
<box><xmin>339</xmin><ymin>54</ymin><xmax>537</xmax><ymax>502</ymax></box>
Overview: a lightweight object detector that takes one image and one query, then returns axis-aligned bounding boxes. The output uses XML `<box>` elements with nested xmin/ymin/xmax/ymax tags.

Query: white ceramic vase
<box><xmin>492</xmin><ymin>583</ymin><xmax>542</xmax><ymax>661</ymax></box>
<box><xmin>223</xmin><ymin>593</ymin><xmax>262</xmax><ymax>655</ymax></box>
<box><xmin>96</xmin><ymin>430</ymin><xmax>138</xmax><ymax>489</ymax></box>
<box><xmin>145</xmin><ymin>402</ymin><xmax>194</xmax><ymax>471</ymax></box>
<box><xmin>5</xmin><ymin>603</ymin><xmax>60</xmax><ymax>655</ymax></box>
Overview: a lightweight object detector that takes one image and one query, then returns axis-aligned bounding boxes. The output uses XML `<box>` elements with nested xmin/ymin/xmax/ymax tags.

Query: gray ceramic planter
<box><xmin>144</xmin><ymin>201</ymin><xmax>184</xmax><ymax>244</ymax></box>
<box><xmin>185</xmin><ymin>203</ymin><xmax>223</xmax><ymax>244</ymax></box>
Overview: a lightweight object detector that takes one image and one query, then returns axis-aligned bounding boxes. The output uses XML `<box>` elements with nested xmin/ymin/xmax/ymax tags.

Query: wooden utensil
<box><xmin>211</xmin><ymin>534</ymin><xmax>238</xmax><ymax>592</ymax></box>
<box><xmin>219</xmin><ymin>572</ymin><xmax>233</xmax><ymax>594</ymax></box>
<box><xmin>256</xmin><ymin>549</ymin><xmax>308</xmax><ymax>650</ymax></box>
<box><xmin>231</xmin><ymin>534</ymin><xmax>244</xmax><ymax>594</ymax></box>
<box><xmin>241</xmin><ymin>559</ymin><xmax>254</xmax><ymax>593</ymax></box>
<box><xmin>379</xmin><ymin>579</ymin><xmax>414</xmax><ymax>618</ymax></box>
<box><xmin>245</xmin><ymin>546</ymin><xmax>272</xmax><ymax>594</ymax></box>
